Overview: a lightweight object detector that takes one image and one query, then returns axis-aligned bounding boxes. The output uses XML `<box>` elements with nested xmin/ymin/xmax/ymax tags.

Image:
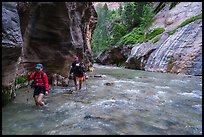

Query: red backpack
<box><xmin>30</xmin><ymin>72</ymin><xmax>45</xmax><ymax>88</ymax></box>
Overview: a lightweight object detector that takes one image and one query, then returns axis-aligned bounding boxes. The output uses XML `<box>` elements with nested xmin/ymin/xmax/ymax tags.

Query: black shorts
<box><xmin>33</xmin><ymin>86</ymin><xmax>46</xmax><ymax>97</ymax></box>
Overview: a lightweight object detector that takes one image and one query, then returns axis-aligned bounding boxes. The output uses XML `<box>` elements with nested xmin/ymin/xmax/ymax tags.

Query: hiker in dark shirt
<box><xmin>69</xmin><ymin>56</ymin><xmax>80</xmax><ymax>86</ymax></box>
<box><xmin>69</xmin><ymin>56</ymin><xmax>86</xmax><ymax>91</ymax></box>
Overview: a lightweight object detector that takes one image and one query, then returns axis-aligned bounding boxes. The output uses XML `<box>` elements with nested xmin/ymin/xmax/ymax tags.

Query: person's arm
<box><xmin>27</xmin><ymin>72</ymin><xmax>35</xmax><ymax>81</ymax></box>
<box><xmin>82</xmin><ymin>66</ymin><xmax>86</xmax><ymax>77</ymax></box>
<box><xmin>43</xmin><ymin>73</ymin><xmax>49</xmax><ymax>93</ymax></box>
<box><xmin>70</xmin><ymin>66</ymin><xmax>73</xmax><ymax>74</ymax></box>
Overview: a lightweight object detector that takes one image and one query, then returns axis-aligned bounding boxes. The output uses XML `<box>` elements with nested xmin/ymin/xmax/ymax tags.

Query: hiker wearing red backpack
<box><xmin>28</xmin><ymin>63</ymin><xmax>49</xmax><ymax>106</ymax></box>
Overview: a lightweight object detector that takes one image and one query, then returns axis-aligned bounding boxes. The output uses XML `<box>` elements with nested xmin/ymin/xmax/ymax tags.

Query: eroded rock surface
<box><xmin>2</xmin><ymin>2</ymin><xmax>23</xmax><ymax>106</ymax></box>
<box><xmin>96</xmin><ymin>2</ymin><xmax>202</xmax><ymax>76</ymax></box>
<box><xmin>20</xmin><ymin>2</ymin><xmax>97</xmax><ymax>77</ymax></box>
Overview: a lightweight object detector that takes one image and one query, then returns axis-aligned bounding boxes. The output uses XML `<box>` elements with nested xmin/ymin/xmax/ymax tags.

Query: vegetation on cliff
<box><xmin>91</xmin><ymin>2</ymin><xmax>155</xmax><ymax>57</ymax></box>
<box><xmin>168</xmin><ymin>13</ymin><xmax>202</xmax><ymax>35</ymax></box>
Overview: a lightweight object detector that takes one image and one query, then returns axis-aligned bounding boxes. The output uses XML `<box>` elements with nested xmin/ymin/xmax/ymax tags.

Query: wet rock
<box><xmin>95</xmin><ymin>45</ymin><xmax>132</xmax><ymax>66</ymax></box>
<box><xmin>51</xmin><ymin>73</ymin><xmax>69</xmax><ymax>87</ymax></box>
<box><xmin>91</xmin><ymin>75</ymin><xmax>107</xmax><ymax>78</ymax></box>
<box><xmin>104</xmin><ymin>82</ymin><xmax>114</xmax><ymax>86</ymax></box>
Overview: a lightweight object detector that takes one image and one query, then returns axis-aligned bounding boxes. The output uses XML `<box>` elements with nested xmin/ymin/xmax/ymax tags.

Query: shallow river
<box><xmin>2</xmin><ymin>64</ymin><xmax>202</xmax><ymax>135</ymax></box>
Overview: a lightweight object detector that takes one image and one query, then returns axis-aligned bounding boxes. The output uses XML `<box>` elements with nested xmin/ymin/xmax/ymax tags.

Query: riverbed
<box><xmin>2</xmin><ymin>64</ymin><xmax>202</xmax><ymax>135</ymax></box>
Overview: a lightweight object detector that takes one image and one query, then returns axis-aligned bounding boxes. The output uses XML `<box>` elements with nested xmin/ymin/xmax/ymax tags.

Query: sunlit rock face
<box><xmin>126</xmin><ymin>19</ymin><xmax>202</xmax><ymax>76</ymax></box>
<box><xmin>150</xmin><ymin>2</ymin><xmax>202</xmax><ymax>32</ymax></box>
<box><xmin>96</xmin><ymin>2</ymin><xmax>202</xmax><ymax>76</ymax></box>
<box><xmin>19</xmin><ymin>2</ymin><xmax>97</xmax><ymax>76</ymax></box>
<box><xmin>126</xmin><ymin>2</ymin><xmax>202</xmax><ymax>76</ymax></box>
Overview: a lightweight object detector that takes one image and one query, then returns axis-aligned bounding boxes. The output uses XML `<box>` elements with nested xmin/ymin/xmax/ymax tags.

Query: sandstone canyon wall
<box><xmin>2</xmin><ymin>2</ymin><xmax>97</xmax><ymax>106</ymax></box>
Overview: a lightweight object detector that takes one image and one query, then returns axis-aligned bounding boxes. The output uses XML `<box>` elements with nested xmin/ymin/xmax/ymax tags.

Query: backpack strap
<box><xmin>41</xmin><ymin>72</ymin><xmax>45</xmax><ymax>85</ymax></box>
<box><xmin>33</xmin><ymin>72</ymin><xmax>37</xmax><ymax>83</ymax></box>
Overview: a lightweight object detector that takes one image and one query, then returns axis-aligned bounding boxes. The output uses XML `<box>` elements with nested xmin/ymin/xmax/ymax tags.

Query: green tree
<box><xmin>118</xmin><ymin>3</ymin><xmax>123</xmax><ymax>16</ymax></box>
<box><xmin>140</xmin><ymin>3</ymin><xmax>155</xmax><ymax>39</ymax></box>
<box><xmin>91</xmin><ymin>2</ymin><xmax>156</xmax><ymax>57</ymax></box>
<box><xmin>91</xmin><ymin>3</ymin><xmax>111</xmax><ymax>57</ymax></box>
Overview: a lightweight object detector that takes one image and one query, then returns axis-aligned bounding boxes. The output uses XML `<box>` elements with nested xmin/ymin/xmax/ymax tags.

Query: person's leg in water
<box><xmin>73</xmin><ymin>74</ymin><xmax>77</xmax><ymax>87</ymax></box>
<box><xmin>75</xmin><ymin>77</ymin><xmax>79</xmax><ymax>91</ymax></box>
<box><xmin>34</xmin><ymin>95</ymin><xmax>39</xmax><ymax>106</ymax></box>
<box><xmin>79</xmin><ymin>79</ymin><xmax>83</xmax><ymax>90</ymax></box>
<box><xmin>37</xmin><ymin>93</ymin><xmax>45</xmax><ymax>106</ymax></box>
<box><xmin>34</xmin><ymin>94</ymin><xmax>45</xmax><ymax>106</ymax></box>
<box><xmin>33</xmin><ymin>88</ymin><xmax>40</xmax><ymax>106</ymax></box>
<box><xmin>33</xmin><ymin>87</ymin><xmax>45</xmax><ymax>106</ymax></box>
<box><xmin>79</xmin><ymin>77</ymin><xmax>85</xmax><ymax>90</ymax></box>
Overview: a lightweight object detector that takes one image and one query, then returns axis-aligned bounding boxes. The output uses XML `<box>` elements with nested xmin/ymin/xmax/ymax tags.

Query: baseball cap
<box><xmin>35</xmin><ymin>63</ymin><xmax>43</xmax><ymax>69</ymax></box>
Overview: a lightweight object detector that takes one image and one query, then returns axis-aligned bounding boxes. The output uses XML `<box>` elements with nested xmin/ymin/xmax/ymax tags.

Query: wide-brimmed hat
<box><xmin>35</xmin><ymin>63</ymin><xmax>43</xmax><ymax>69</ymax></box>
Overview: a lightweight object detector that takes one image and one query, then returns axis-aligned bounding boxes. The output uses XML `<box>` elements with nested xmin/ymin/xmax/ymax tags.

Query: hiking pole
<box><xmin>67</xmin><ymin>66</ymin><xmax>72</xmax><ymax>89</ymax></box>
<box><xmin>84</xmin><ymin>74</ymin><xmax>88</xmax><ymax>92</ymax></box>
<box><xmin>27</xmin><ymin>76</ymin><xmax>30</xmax><ymax>104</ymax></box>
<box><xmin>84</xmin><ymin>79</ymin><xmax>87</xmax><ymax>92</ymax></box>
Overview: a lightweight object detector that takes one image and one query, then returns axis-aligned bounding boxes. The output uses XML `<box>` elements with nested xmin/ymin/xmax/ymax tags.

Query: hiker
<box><xmin>69</xmin><ymin>56</ymin><xmax>80</xmax><ymax>87</ymax></box>
<box><xmin>69</xmin><ymin>56</ymin><xmax>86</xmax><ymax>91</ymax></box>
<box><xmin>74</xmin><ymin>62</ymin><xmax>86</xmax><ymax>91</ymax></box>
<box><xmin>28</xmin><ymin>63</ymin><xmax>49</xmax><ymax>106</ymax></box>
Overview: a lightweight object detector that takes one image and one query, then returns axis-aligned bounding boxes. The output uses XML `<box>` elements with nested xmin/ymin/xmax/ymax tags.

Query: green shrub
<box><xmin>168</xmin><ymin>14</ymin><xmax>202</xmax><ymax>35</ymax></box>
<box><xmin>169</xmin><ymin>2</ymin><xmax>179</xmax><ymax>10</ymax></box>
<box><xmin>154</xmin><ymin>2</ymin><xmax>166</xmax><ymax>14</ymax></box>
<box><xmin>168</xmin><ymin>29</ymin><xmax>176</xmax><ymax>35</ymax></box>
<box><xmin>177</xmin><ymin>14</ymin><xmax>202</xmax><ymax>28</ymax></box>
<box><xmin>152</xmin><ymin>38</ymin><xmax>159</xmax><ymax>43</ymax></box>
<box><xmin>120</xmin><ymin>27</ymin><xmax>165</xmax><ymax>45</ymax></box>
<box><xmin>146</xmin><ymin>28</ymin><xmax>165</xmax><ymax>40</ymax></box>
<box><xmin>15</xmin><ymin>75</ymin><xmax>27</xmax><ymax>85</ymax></box>
<box><xmin>120</xmin><ymin>27</ymin><xmax>144</xmax><ymax>45</ymax></box>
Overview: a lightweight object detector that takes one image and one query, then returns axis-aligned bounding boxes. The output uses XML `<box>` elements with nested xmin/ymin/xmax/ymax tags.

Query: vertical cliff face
<box><xmin>2</xmin><ymin>2</ymin><xmax>23</xmax><ymax>105</ymax></box>
<box><xmin>144</xmin><ymin>19</ymin><xmax>202</xmax><ymax>75</ymax></box>
<box><xmin>19</xmin><ymin>2</ymin><xmax>97</xmax><ymax>76</ymax></box>
<box><xmin>2</xmin><ymin>2</ymin><xmax>23</xmax><ymax>86</ymax></box>
<box><xmin>2</xmin><ymin>2</ymin><xmax>97</xmax><ymax>106</ymax></box>
<box><xmin>126</xmin><ymin>2</ymin><xmax>202</xmax><ymax>76</ymax></box>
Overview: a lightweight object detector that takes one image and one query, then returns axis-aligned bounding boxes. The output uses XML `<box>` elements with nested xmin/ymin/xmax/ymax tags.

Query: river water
<box><xmin>2</xmin><ymin>64</ymin><xmax>202</xmax><ymax>135</ymax></box>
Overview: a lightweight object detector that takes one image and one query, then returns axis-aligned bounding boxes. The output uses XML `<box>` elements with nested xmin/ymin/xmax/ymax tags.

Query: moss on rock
<box><xmin>168</xmin><ymin>14</ymin><xmax>202</xmax><ymax>35</ymax></box>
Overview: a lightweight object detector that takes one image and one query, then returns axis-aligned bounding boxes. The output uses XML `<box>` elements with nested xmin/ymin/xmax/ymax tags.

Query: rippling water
<box><xmin>2</xmin><ymin>64</ymin><xmax>202</xmax><ymax>135</ymax></box>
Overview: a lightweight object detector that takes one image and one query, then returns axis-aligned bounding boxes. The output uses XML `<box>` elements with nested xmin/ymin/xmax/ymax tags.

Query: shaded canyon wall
<box><xmin>20</xmin><ymin>2</ymin><xmax>97</xmax><ymax>76</ymax></box>
<box><xmin>2</xmin><ymin>2</ymin><xmax>23</xmax><ymax>105</ymax></box>
<box><xmin>2</xmin><ymin>2</ymin><xmax>97</xmax><ymax>106</ymax></box>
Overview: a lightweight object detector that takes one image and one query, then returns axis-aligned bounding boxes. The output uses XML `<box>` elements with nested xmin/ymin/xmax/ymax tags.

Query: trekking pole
<box><xmin>27</xmin><ymin>74</ymin><xmax>30</xmax><ymax>104</ymax></box>
<box><xmin>67</xmin><ymin>66</ymin><xmax>72</xmax><ymax>89</ymax></box>
<box><xmin>84</xmin><ymin>73</ymin><xmax>88</xmax><ymax>92</ymax></box>
<box><xmin>84</xmin><ymin>79</ymin><xmax>87</xmax><ymax>92</ymax></box>
<box><xmin>50</xmin><ymin>75</ymin><xmax>52</xmax><ymax>96</ymax></box>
